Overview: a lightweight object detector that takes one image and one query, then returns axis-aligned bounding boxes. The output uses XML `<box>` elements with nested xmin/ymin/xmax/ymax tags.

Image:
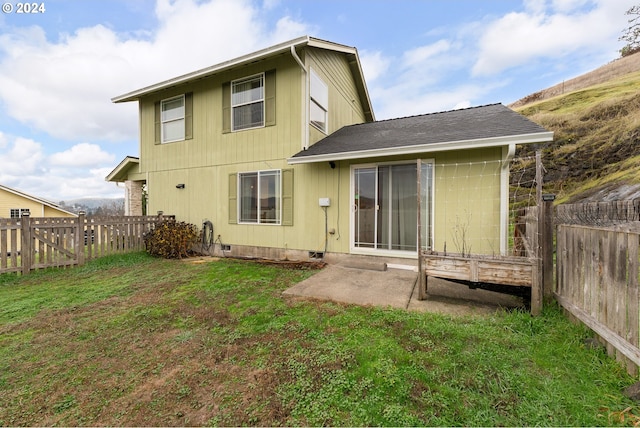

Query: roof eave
<box><xmin>346</xmin><ymin>50</ymin><xmax>375</xmax><ymax>122</ymax></box>
<box><xmin>287</xmin><ymin>131</ymin><xmax>554</xmax><ymax>165</ymax></box>
<box><xmin>106</xmin><ymin>156</ymin><xmax>140</xmax><ymax>182</ymax></box>
<box><xmin>112</xmin><ymin>36</ymin><xmax>364</xmax><ymax>103</ymax></box>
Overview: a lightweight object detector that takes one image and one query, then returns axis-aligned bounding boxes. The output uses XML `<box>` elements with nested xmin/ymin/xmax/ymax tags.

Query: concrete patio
<box><xmin>283</xmin><ymin>263</ymin><xmax>527</xmax><ymax>317</ymax></box>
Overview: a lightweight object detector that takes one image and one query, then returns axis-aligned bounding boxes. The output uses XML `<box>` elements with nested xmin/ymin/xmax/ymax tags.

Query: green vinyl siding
<box><xmin>432</xmin><ymin>147</ymin><xmax>503</xmax><ymax>255</ymax></box>
<box><xmin>306</xmin><ymin>48</ymin><xmax>367</xmax><ymax>145</ymax></box>
<box><xmin>144</xmin><ymin>147</ymin><xmax>506</xmax><ymax>257</ymax></box>
<box><xmin>131</xmin><ymin>46</ymin><xmax>513</xmax><ymax>258</ymax></box>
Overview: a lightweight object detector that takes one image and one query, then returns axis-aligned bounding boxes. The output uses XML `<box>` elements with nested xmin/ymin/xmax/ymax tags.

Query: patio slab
<box><xmin>283</xmin><ymin>264</ymin><xmax>526</xmax><ymax>316</ymax></box>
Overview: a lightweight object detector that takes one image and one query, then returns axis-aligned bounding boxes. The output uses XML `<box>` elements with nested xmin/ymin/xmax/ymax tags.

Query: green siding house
<box><xmin>107</xmin><ymin>36</ymin><xmax>552</xmax><ymax>264</ymax></box>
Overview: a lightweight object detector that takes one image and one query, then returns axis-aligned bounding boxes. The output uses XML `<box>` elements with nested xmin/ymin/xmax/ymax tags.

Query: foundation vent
<box><xmin>308</xmin><ymin>251</ymin><xmax>324</xmax><ymax>259</ymax></box>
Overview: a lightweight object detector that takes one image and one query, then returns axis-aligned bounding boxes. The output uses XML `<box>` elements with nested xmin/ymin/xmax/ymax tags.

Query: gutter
<box><xmin>287</xmin><ymin>132</ymin><xmax>554</xmax><ymax>165</ymax></box>
<box><xmin>290</xmin><ymin>45</ymin><xmax>310</xmax><ymax>150</ymax></box>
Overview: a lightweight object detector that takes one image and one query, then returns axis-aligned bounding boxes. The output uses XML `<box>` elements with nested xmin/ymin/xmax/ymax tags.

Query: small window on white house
<box><xmin>310</xmin><ymin>69</ymin><xmax>328</xmax><ymax>133</ymax></box>
<box><xmin>161</xmin><ymin>95</ymin><xmax>185</xmax><ymax>143</ymax></box>
<box><xmin>10</xmin><ymin>208</ymin><xmax>30</xmax><ymax>219</ymax></box>
<box><xmin>232</xmin><ymin>74</ymin><xmax>265</xmax><ymax>131</ymax></box>
<box><xmin>239</xmin><ymin>170</ymin><xmax>281</xmax><ymax>224</ymax></box>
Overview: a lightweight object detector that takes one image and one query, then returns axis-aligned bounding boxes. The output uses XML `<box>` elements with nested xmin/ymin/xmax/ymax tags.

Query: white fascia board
<box><xmin>287</xmin><ymin>131</ymin><xmax>554</xmax><ymax>164</ymax></box>
<box><xmin>307</xmin><ymin>37</ymin><xmax>357</xmax><ymax>54</ymax></box>
<box><xmin>112</xmin><ymin>36</ymin><xmax>311</xmax><ymax>103</ymax></box>
<box><xmin>112</xmin><ymin>36</ymin><xmax>362</xmax><ymax>104</ymax></box>
<box><xmin>106</xmin><ymin>156</ymin><xmax>140</xmax><ymax>182</ymax></box>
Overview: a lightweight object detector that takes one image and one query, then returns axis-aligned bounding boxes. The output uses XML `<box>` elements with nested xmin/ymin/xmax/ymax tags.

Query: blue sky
<box><xmin>0</xmin><ymin>0</ymin><xmax>632</xmax><ymax>202</ymax></box>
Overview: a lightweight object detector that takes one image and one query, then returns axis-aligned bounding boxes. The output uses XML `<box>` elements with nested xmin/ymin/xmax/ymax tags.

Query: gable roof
<box><xmin>288</xmin><ymin>103</ymin><xmax>553</xmax><ymax>164</ymax></box>
<box><xmin>112</xmin><ymin>36</ymin><xmax>374</xmax><ymax>122</ymax></box>
<box><xmin>106</xmin><ymin>156</ymin><xmax>140</xmax><ymax>183</ymax></box>
<box><xmin>0</xmin><ymin>184</ymin><xmax>77</xmax><ymax>217</ymax></box>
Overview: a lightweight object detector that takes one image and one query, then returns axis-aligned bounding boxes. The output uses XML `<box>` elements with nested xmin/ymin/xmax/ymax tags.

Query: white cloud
<box><xmin>402</xmin><ymin>40</ymin><xmax>452</xmax><ymax>68</ymax></box>
<box><xmin>0</xmin><ymin>137</ymin><xmax>45</xmax><ymax>176</ymax></box>
<box><xmin>0</xmin><ymin>0</ymin><xmax>311</xmax><ymax>144</ymax></box>
<box><xmin>0</xmin><ymin>135</ymin><xmax>122</xmax><ymax>200</ymax></box>
<box><xmin>359</xmin><ymin>50</ymin><xmax>390</xmax><ymax>83</ymax></box>
<box><xmin>472</xmin><ymin>0</ymin><xmax>629</xmax><ymax>76</ymax></box>
<box><xmin>49</xmin><ymin>143</ymin><xmax>115</xmax><ymax>167</ymax></box>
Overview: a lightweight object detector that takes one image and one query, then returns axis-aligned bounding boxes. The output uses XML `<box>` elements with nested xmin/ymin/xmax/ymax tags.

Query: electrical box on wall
<box><xmin>319</xmin><ymin>197</ymin><xmax>331</xmax><ymax>207</ymax></box>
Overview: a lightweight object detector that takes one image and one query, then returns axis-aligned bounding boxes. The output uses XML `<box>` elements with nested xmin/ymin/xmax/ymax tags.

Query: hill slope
<box><xmin>511</xmin><ymin>54</ymin><xmax>640</xmax><ymax>204</ymax></box>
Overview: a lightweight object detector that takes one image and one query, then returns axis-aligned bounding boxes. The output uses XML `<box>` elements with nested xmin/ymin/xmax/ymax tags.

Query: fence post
<box><xmin>76</xmin><ymin>211</ymin><xmax>86</xmax><ymax>266</ymax></box>
<box><xmin>542</xmin><ymin>194</ymin><xmax>556</xmax><ymax>301</ymax></box>
<box><xmin>20</xmin><ymin>212</ymin><xmax>31</xmax><ymax>275</ymax></box>
<box><xmin>157</xmin><ymin>211</ymin><xmax>164</xmax><ymax>222</ymax></box>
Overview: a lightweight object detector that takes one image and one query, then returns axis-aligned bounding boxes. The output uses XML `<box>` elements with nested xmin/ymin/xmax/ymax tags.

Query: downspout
<box><xmin>290</xmin><ymin>45</ymin><xmax>309</xmax><ymax>150</ymax></box>
<box><xmin>500</xmin><ymin>144</ymin><xmax>516</xmax><ymax>255</ymax></box>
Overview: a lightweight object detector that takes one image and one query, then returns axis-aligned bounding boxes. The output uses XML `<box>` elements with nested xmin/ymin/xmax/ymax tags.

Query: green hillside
<box><xmin>513</xmin><ymin>67</ymin><xmax>640</xmax><ymax>204</ymax></box>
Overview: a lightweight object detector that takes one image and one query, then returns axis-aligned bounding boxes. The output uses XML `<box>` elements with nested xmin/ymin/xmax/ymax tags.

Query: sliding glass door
<box><xmin>353</xmin><ymin>161</ymin><xmax>432</xmax><ymax>253</ymax></box>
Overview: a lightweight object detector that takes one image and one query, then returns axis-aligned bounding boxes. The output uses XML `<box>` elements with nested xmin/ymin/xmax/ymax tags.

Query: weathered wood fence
<box><xmin>556</xmin><ymin>199</ymin><xmax>640</xmax><ymax>226</ymax></box>
<box><xmin>0</xmin><ymin>212</ymin><xmax>171</xmax><ymax>275</ymax></box>
<box><xmin>554</xmin><ymin>199</ymin><xmax>640</xmax><ymax>375</ymax></box>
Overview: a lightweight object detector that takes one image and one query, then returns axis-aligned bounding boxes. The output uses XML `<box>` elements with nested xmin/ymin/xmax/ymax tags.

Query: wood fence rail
<box><xmin>0</xmin><ymin>212</ymin><xmax>172</xmax><ymax>275</ymax></box>
<box><xmin>555</xmin><ymin>199</ymin><xmax>640</xmax><ymax>226</ymax></box>
<box><xmin>555</xmin><ymin>223</ymin><xmax>640</xmax><ymax>375</ymax></box>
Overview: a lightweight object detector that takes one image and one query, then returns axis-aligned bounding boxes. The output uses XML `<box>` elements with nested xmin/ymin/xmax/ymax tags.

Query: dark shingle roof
<box><xmin>289</xmin><ymin>103</ymin><xmax>552</xmax><ymax>163</ymax></box>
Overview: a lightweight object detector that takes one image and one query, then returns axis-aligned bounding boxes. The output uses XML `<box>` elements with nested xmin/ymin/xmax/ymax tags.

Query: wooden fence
<box><xmin>556</xmin><ymin>199</ymin><xmax>640</xmax><ymax>225</ymax></box>
<box><xmin>0</xmin><ymin>212</ymin><xmax>171</xmax><ymax>275</ymax></box>
<box><xmin>555</xmin><ymin>222</ymin><xmax>640</xmax><ymax>375</ymax></box>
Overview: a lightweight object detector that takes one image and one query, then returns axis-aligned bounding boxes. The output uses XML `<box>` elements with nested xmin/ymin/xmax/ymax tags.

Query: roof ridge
<box><xmin>373</xmin><ymin>103</ymin><xmax>504</xmax><ymax>124</ymax></box>
<box><xmin>338</xmin><ymin>103</ymin><xmax>505</xmax><ymax>132</ymax></box>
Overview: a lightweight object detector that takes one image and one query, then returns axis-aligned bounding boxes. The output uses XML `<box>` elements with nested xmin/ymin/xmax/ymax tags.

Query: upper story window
<box><xmin>161</xmin><ymin>95</ymin><xmax>185</xmax><ymax>143</ymax></box>
<box><xmin>310</xmin><ymin>68</ymin><xmax>328</xmax><ymax>133</ymax></box>
<box><xmin>154</xmin><ymin>93</ymin><xmax>192</xmax><ymax>144</ymax></box>
<box><xmin>232</xmin><ymin>74</ymin><xmax>265</xmax><ymax>131</ymax></box>
<box><xmin>10</xmin><ymin>208</ymin><xmax>30</xmax><ymax>219</ymax></box>
<box><xmin>222</xmin><ymin>70</ymin><xmax>275</xmax><ymax>134</ymax></box>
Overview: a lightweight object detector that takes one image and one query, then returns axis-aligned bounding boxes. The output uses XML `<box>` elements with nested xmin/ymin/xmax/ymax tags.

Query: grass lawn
<box><xmin>0</xmin><ymin>252</ymin><xmax>638</xmax><ymax>426</ymax></box>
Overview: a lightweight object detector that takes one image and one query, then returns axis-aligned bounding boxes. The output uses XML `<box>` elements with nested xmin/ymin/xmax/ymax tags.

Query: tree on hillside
<box><xmin>620</xmin><ymin>5</ymin><xmax>640</xmax><ymax>56</ymax></box>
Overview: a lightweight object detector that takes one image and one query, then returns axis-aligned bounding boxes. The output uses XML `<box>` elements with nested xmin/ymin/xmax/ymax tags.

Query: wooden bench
<box><xmin>420</xmin><ymin>251</ymin><xmax>541</xmax><ymax>313</ymax></box>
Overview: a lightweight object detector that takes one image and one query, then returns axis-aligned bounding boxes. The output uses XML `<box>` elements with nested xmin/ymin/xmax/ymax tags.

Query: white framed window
<box><xmin>10</xmin><ymin>208</ymin><xmax>30</xmax><ymax>219</ymax></box>
<box><xmin>161</xmin><ymin>95</ymin><xmax>185</xmax><ymax>143</ymax></box>
<box><xmin>238</xmin><ymin>170</ymin><xmax>281</xmax><ymax>224</ymax></box>
<box><xmin>232</xmin><ymin>73</ymin><xmax>265</xmax><ymax>131</ymax></box>
<box><xmin>310</xmin><ymin>68</ymin><xmax>328</xmax><ymax>133</ymax></box>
